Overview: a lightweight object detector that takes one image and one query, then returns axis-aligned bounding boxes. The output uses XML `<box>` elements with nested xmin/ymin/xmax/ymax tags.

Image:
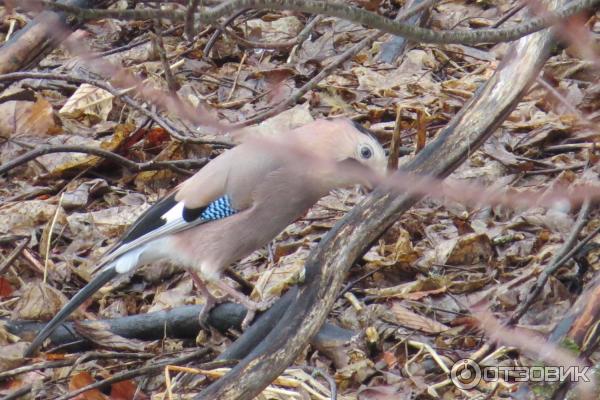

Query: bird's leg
<box><xmin>188</xmin><ymin>270</ymin><xmax>227</xmax><ymax>327</ymax></box>
<box><xmin>208</xmin><ymin>279</ymin><xmax>275</xmax><ymax>330</ymax></box>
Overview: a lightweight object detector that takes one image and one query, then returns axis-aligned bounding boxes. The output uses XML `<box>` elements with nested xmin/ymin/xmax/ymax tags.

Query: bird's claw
<box><xmin>240</xmin><ymin>297</ymin><xmax>276</xmax><ymax>330</ymax></box>
<box><xmin>240</xmin><ymin>310</ymin><xmax>256</xmax><ymax>331</ymax></box>
<box><xmin>256</xmin><ymin>297</ymin><xmax>277</xmax><ymax>311</ymax></box>
<box><xmin>197</xmin><ymin>294</ymin><xmax>228</xmax><ymax>329</ymax></box>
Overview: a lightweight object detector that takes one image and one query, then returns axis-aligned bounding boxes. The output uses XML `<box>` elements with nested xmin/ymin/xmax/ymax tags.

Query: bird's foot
<box><xmin>203</xmin><ymin>276</ymin><xmax>277</xmax><ymax>330</ymax></box>
<box><xmin>197</xmin><ymin>293</ymin><xmax>228</xmax><ymax>329</ymax></box>
<box><xmin>240</xmin><ymin>297</ymin><xmax>277</xmax><ymax>330</ymax></box>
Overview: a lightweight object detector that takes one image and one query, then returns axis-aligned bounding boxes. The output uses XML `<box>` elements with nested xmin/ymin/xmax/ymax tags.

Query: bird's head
<box><xmin>290</xmin><ymin>118</ymin><xmax>387</xmax><ymax>190</ymax></box>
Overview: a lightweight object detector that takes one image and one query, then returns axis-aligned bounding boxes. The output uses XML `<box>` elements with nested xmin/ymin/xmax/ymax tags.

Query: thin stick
<box><xmin>227</xmin><ymin>51</ymin><xmax>247</xmax><ymax>102</ymax></box>
<box><xmin>203</xmin><ymin>8</ymin><xmax>252</xmax><ymax>56</ymax></box>
<box><xmin>388</xmin><ymin>105</ymin><xmax>403</xmax><ymax>171</ymax></box>
<box><xmin>185</xmin><ymin>0</ymin><xmax>202</xmax><ymax>39</ymax></box>
<box><xmin>152</xmin><ymin>27</ymin><xmax>178</xmax><ymax>93</ymax></box>
<box><xmin>43</xmin><ymin>193</ymin><xmax>64</xmax><ymax>284</ymax></box>
<box><xmin>0</xmin><ymin>237</ymin><xmax>30</xmax><ymax>275</ymax></box>
<box><xmin>492</xmin><ymin>3</ymin><xmax>526</xmax><ymax>28</ymax></box>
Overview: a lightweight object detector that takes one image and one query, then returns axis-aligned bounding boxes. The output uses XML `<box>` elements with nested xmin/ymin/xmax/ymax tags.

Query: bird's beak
<box><xmin>338</xmin><ymin>158</ymin><xmax>382</xmax><ymax>192</ymax></box>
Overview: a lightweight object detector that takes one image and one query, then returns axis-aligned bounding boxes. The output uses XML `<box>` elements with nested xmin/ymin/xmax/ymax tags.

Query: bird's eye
<box><xmin>360</xmin><ymin>145</ymin><xmax>373</xmax><ymax>159</ymax></box>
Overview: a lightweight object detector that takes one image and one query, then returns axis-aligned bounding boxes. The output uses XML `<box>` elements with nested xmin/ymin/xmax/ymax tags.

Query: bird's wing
<box><xmin>99</xmin><ymin>144</ymin><xmax>280</xmax><ymax>269</ymax></box>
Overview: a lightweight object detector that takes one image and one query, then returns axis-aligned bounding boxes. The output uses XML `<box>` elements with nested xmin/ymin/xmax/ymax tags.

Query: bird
<box><xmin>24</xmin><ymin>118</ymin><xmax>387</xmax><ymax>356</ymax></box>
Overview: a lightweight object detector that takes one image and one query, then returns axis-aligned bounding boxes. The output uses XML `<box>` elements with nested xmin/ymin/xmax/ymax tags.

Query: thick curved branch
<box><xmin>0</xmin><ymin>0</ymin><xmax>109</xmax><ymax>75</ymax></box>
<box><xmin>7</xmin><ymin>300</ymin><xmax>359</xmax><ymax>369</ymax></box>
<box><xmin>42</xmin><ymin>0</ymin><xmax>599</xmax><ymax>45</ymax></box>
<box><xmin>195</xmin><ymin>0</ymin><xmax>564</xmax><ymax>398</ymax></box>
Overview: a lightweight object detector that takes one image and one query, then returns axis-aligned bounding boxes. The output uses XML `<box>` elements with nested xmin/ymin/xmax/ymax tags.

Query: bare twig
<box><xmin>388</xmin><ymin>105</ymin><xmax>404</xmax><ymax>171</ymax></box>
<box><xmin>185</xmin><ymin>0</ymin><xmax>203</xmax><ymax>39</ymax></box>
<box><xmin>203</xmin><ymin>8</ymin><xmax>252</xmax><ymax>56</ymax></box>
<box><xmin>0</xmin><ymin>360</ymin><xmax>73</xmax><ymax>380</ymax></box>
<box><xmin>2</xmin><ymin>379</ymin><xmax>51</xmax><ymax>400</ymax></box>
<box><xmin>544</xmin><ymin>143</ymin><xmax>597</xmax><ymax>152</ymax></box>
<box><xmin>301</xmin><ymin>366</ymin><xmax>337</xmax><ymax>400</ymax></box>
<box><xmin>523</xmin><ymin>162</ymin><xmax>588</xmax><ymax>175</ymax></box>
<box><xmin>492</xmin><ymin>3</ymin><xmax>527</xmax><ymax>28</ymax></box>
<box><xmin>287</xmin><ymin>15</ymin><xmax>323</xmax><ymax>62</ymax></box>
<box><xmin>0</xmin><ymin>145</ymin><xmax>208</xmax><ymax>176</ymax></box>
<box><xmin>152</xmin><ymin>27</ymin><xmax>179</xmax><ymax>93</ymax></box>
<box><xmin>43</xmin><ymin>193</ymin><xmax>64</xmax><ymax>283</ymax></box>
<box><xmin>227</xmin><ymin>51</ymin><xmax>247</xmax><ymax>101</ymax></box>
<box><xmin>0</xmin><ymin>237</ymin><xmax>30</xmax><ymax>275</ymax></box>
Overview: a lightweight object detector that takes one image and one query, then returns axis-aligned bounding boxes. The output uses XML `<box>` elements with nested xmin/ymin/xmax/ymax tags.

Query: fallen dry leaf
<box><xmin>11</xmin><ymin>282</ymin><xmax>72</xmax><ymax>321</ymax></box>
<box><xmin>435</xmin><ymin>233</ymin><xmax>494</xmax><ymax>266</ymax></box>
<box><xmin>387</xmin><ymin>302</ymin><xmax>450</xmax><ymax>334</ymax></box>
<box><xmin>74</xmin><ymin>321</ymin><xmax>146</xmax><ymax>352</ymax></box>
<box><xmin>59</xmin><ymin>83</ymin><xmax>114</xmax><ymax>123</ymax></box>
<box><xmin>69</xmin><ymin>371</ymin><xmax>108</xmax><ymax>400</ymax></box>
<box><xmin>110</xmin><ymin>379</ymin><xmax>148</xmax><ymax>400</ymax></box>
<box><xmin>0</xmin><ymin>95</ymin><xmax>59</xmax><ymax>137</ymax></box>
<box><xmin>0</xmin><ymin>342</ymin><xmax>28</xmax><ymax>372</ymax></box>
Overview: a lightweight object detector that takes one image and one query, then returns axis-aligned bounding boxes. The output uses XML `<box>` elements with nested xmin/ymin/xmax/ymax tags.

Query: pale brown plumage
<box><xmin>26</xmin><ymin>118</ymin><xmax>387</xmax><ymax>356</ymax></box>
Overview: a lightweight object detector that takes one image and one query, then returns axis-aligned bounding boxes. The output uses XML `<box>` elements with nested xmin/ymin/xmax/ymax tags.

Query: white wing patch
<box><xmin>161</xmin><ymin>201</ymin><xmax>185</xmax><ymax>224</ymax></box>
<box><xmin>114</xmin><ymin>245</ymin><xmax>146</xmax><ymax>273</ymax></box>
<box><xmin>100</xmin><ymin>201</ymin><xmax>204</xmax><ymax>269</ymax></box>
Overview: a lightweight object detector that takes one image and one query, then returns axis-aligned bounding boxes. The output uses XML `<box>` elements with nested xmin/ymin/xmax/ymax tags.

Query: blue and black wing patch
<box><xmin>198</xmin><ymin>195</ymin><xmax>237</xmax><ymax>221</ymax></box>
<box><xmin>181</xmin><ymin>195</ymin><xmax>237</xmax><ymax>222</ymax></box>
<box><xmin>121</xmin><ymin>194</ymin><xmax>238</xmax><ymax>245</ymax></box>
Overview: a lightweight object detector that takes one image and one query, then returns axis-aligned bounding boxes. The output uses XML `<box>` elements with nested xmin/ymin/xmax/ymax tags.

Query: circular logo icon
<box><xmin>450</xmin><ymin>359</ymin><xmax>481</xmax><ymax>390</ymax></box>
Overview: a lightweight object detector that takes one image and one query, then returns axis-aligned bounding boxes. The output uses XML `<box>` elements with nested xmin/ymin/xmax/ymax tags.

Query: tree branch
<box><xmin>0</xmin><ymin>145</ymin><xmax>208</xmax><ymax>176</ymax></box>
<box><xmin>7</xmin><ymin>299</ymin><xmax>359</xmax><ymax>370</ymax></box>
<box><xmin>41</xmin><ymin>0</ymin><xmax>600</xmax><ymax>45</ymax></box>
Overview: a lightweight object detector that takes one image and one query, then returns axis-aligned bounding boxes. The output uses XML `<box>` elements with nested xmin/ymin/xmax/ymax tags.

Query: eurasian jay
<box><xmin>25</xmin><ymin>118</ymin><xmax>386</xmax><ymax>356</ymax></box>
